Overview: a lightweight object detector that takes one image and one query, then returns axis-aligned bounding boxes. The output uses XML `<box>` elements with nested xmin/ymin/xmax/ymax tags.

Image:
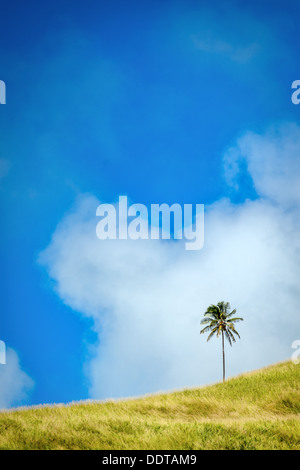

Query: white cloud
<box><xmin>173</xmin><ymin>7</ymin><xmax>272</xmax><ymax>65</ymax></box>
<box><xmin>0</xmin><ymin>348</ymin><xmax>34</xmax><ymax>409</ymax></box>
<box><xmin>223</xmin><ymin>122</ymin><xmax>300</xmax><ymax>207</ymax></box>
<box><xmin>192</xmin><ymin>36</ymin><xmax>259</xmax><ymax>63</ymax></box>
<box><xmin>39</xmin><ymin>123</ymin><xmax>300</xmax><ymax>400</ymax></box>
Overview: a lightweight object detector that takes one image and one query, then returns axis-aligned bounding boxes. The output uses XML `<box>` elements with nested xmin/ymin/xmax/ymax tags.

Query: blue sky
<box><xmin>0</xmin><ymin>0</ymin><xmax>300</xmax><ymax>408</ymax></box>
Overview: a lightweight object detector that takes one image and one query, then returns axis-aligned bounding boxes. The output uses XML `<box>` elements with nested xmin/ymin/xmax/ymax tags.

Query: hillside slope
<box><xmin>0</xmin><ymin>360</ymin><xmax>299</xmax><ymax>450</ymax></box>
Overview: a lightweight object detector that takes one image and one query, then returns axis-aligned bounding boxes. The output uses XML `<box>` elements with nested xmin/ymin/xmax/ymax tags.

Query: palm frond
<box><xmin>229</xmin><ymin>325</ymin><xmax>241</xmax><ymax>339</ymax></box>
<box><xmin>200</xmin><ymin>317</ymin><xmax>217</xmax><ymax>325</ymax></box>
<box><xmin>228</xmin><ymin>317</ymin><xmax>244</xmax><ymax>324</ymax></box>
<box><xmin>217</xmin><ymin>301</ymin><xmax>230</xmax><ymax>313</ymax></box>
<box><xmin>200</xmin><ymin>326</ymin><xmax>209</xmax><ymax>334</ymax></box>
<box><xmin>224</xmin><ymin>329</ymin><xmax>232</xmax><ymax>346</ymax></box>
<box><xmin>227</xmin><ymin>309</ymin><xmax>236</xmax><ymax>318</ymax></box>
<box><xmin>204</xmin><ymin>307</ymin><xmax>221</xmax><ymax>319</ymax></box>
<box><xmin>207</xmin><ymin>327</ymin><xmax>218</xmax><ymax>342</ymax></box>
<box><xmin>226</xmin><ymin>328</ymin><xmax>237</xmax><ymax>345</ymax></box>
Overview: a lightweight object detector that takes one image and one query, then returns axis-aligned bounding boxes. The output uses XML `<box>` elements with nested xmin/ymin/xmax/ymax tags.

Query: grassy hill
<box><xmin>0</xmin><ymin>360</ymin><xmax>299</xmax><ymax>450</ymax></box>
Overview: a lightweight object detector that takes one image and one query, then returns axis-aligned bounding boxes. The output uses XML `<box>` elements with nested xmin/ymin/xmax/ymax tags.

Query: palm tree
<box><xmin>200</xmin><ymin>301</ymin><xmax>243</xmax><ymax>382</ymax></box>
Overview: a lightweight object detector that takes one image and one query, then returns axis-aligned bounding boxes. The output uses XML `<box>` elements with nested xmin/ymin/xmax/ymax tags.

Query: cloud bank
<box><xmin>0</xmin><ymin>348</ymin><xmax>34</xmax><ymax>409</ymax></box>
<box><xmin>39</xmin><ymin>122</ymin><xmax>300</xmax><ymax>400</ymax></box>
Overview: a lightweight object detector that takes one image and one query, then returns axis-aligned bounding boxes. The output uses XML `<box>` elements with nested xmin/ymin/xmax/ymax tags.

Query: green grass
<box><xmin>0</xmin><ymin>360</ymin><xmax>299</xmax><ymax>450</ymax></box>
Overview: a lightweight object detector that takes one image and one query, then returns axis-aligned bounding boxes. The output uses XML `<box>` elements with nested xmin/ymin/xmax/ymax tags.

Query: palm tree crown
<box><xmin>200</xmin><ymin>301</ymin><xmax>243</xmax><ymax>344</ymax></box>
<box><xmin>200</xmin><ymin>301</ymin><xmax>244</xmax><ymax>381</ymax></box>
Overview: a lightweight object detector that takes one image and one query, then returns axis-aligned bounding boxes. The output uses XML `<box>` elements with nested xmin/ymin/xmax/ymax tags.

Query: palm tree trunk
<box><xmin>222</xmin><ymin>330</ymin><xmax>225</xmax><ymax>382</ymax></box>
